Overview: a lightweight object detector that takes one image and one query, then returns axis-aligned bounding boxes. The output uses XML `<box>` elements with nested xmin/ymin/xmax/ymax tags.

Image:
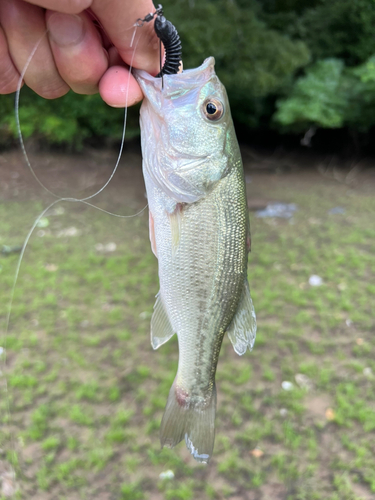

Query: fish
<box><xmin>135</xmin><ymin>57</ymin><xmax>256</xmax><ymax>464</ymax></box>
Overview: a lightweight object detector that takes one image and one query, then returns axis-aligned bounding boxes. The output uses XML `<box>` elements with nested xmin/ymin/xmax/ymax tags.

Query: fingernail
<box><xmin>48</xmin><ymin>13</ymin><xmax>84</xmax><ymax>47</ymax></box>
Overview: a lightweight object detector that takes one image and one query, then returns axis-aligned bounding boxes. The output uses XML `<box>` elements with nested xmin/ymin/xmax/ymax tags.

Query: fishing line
<box><xmin>14</xmin><ymin>25</ymin><xmax>144</xmax><ymax>210</ymax></box>
<box><xmin>1</xmin><ymin>11</ymin><xmax>154</xmax><ymax>482</ymax></box>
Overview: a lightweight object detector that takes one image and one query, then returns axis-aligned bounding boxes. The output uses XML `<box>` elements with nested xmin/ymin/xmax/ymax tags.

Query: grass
<box><xmin>0</xmin><ymin>156</ymin><xmax>374</xmax><ymax>499</ymax></box>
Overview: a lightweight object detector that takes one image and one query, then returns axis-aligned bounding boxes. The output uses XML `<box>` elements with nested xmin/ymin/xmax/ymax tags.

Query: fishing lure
<box><xmin>135</xmin><ymin>4</ymin><xmax>182</xmax><ymax>81</ymax></box>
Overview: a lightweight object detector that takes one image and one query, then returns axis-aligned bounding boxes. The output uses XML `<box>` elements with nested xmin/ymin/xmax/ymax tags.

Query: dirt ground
<box><xmin>0</xmin><ymin>144</ymin><xmax>375</xmax><ymax>500</ymax></box>
<box><xmin>1</xmin><ymin>142</ymin><xmax>375</xmax><ymax>203</ymax></box>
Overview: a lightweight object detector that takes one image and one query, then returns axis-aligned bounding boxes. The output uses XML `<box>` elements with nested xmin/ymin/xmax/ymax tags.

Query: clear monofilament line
<box><xmin>15</xmin><ymin>26</ymin><xmax>143</xmax><ymax>214</ymax></box>
<box><xmin>81</xmin><ymin>26</ymin><xmax>141</xmax><ymax>203</ymax></box>
<box><xmin>3</xmin><ymin>18</ymin><xmax>149</xmax><ymax>480</ymax></box>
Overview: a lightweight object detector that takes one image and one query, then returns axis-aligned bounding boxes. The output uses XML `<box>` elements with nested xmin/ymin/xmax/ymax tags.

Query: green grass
<box><xmin>0</xmin><ymin>159</ymin><xmax>374</xmax><ymax>499</ymax></box>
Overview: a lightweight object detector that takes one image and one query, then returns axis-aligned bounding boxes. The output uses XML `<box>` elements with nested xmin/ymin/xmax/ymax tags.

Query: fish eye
<box><xmin>203</xmin><ymin>98</ymin><xmax>224</xmax><ymax>121</ymax></box>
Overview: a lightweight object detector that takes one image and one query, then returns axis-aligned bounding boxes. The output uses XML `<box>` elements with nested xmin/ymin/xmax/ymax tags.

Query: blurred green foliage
<box><xmin>0</xmin><ymin>88</ymin><xmax>140</xmax><ymax>149</ymax></box>
<box><xmin>274</xmin><ymin>56</ymin><xmax>375</xmax><ymax>132</ymax></box>
<box><xmin>1</xmin><ymin>0</ymin><xmax>375</xmax><ymax>146</ymax></box>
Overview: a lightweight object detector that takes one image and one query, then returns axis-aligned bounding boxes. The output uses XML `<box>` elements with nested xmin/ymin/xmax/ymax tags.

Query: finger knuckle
<box><xmin>35</xmin><ymin>80</ymin><xmax>69</xmax><ymax>99</ymax></box>
<box><xmin>68</xmin><ymin>68</ymin><xmax>101</xmax><ymax>91</ymax></box>
<box><xmin>0</xmin><ymin>62</ymin><xmax>19</xmax><ymax>94</ymax></box>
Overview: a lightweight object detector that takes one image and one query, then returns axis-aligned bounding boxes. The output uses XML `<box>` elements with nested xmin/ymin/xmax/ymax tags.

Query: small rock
<box><xmin>325</xmin><ymin>408</ymin><xmax>335</xmax><ymax>421</ymax></box>
<box><xmin>280</xmin><ymin>408</ymin><xmax>288</xmax><ymax>417</ymax></box>
<box><xmin>0</xmin><ymin>347</ymin><xmax>3</xmax><ymax>356</ymax></box>
<box><xmin>328</xmin><ymin>207</ymin><xmax>345</xmax><ymax>215</ymax></box>
<box><xmin>250</xmin><ymin>448</ymin><xmax>264</xmax><ymax>458</ymax></box>
<box><xmin>256</xmin><ymin>203</ymin><xmax>297</xmax><ymax>219</ymax></box>
<box><xmin>104</xmin><ymin>242</ymin><xmax>117</xmax><ymax>252</ymax></box>
<box><xmin>37</xmin><ymin>217</ymin><xmax>49</xmax><ymax>228</ymax></box>
<box><xmin>295</xmin><ymin>373</ymin><xmax>313</xmax><ymax>391</ymax></box>
<box><xmin>45</xmin><ymin>264</ymin><xmax>58</xmax><ymax>272</ymax></box>
<box><xmin>57</xmin><ymin>227</ymin><xmax>79</xmax><ymax>237</ymax></box>
<box><xmin>308</xmin><ymin>217</ymin><xmax>321</xmax><ymax>225</ymax></box>
<box><xmin>309</xmin><ymin>275</ymin><xmax>323</xmax><ymax>287</ymax></box>
<box><xmin>159</xmin><ymin>470</ymin><xmax>174</xmax><ymax>480</ymax></box>
<box><xmin>47</xmin><ymin>206</ymin><xmax>65</xmax><ymax>216</ymax></box>
<box><xmin>363</xmin><ymin>367</ymin><xmax>373</xmax><ymax>378</ymax></box>
<box><xmin>345</xmin><ymin>319</ymin><xmax>353</xmax><ymax>327</ymax></box>
<box><xmin>1</xmin><ymin>245</ymin><xmax>22</xmax><ymax>256</ymax></box>
<box><xmin>281</xmin><ymin>381</ymin><xmax>293</xmax><ymax>391</ymax></box>
<box><xmin>0</xmin><ymin>467</ymin><xmax>17</xmax><ymax>498</ymax></box>
<box><xmin>95</xmin><ymin>242</ymin><xmax>117</xmax><ymax>253</ymax></box>
<box><xmin>356</xmin><ymin>338</ymin><xmax>364</xmax><ymax>346</ymax></box>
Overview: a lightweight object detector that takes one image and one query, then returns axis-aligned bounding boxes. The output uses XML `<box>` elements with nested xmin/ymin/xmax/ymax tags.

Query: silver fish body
<box><xmin>135</xmin><ymin>57</ymin><xmax>256</xmax><ymax>463</ymax></box>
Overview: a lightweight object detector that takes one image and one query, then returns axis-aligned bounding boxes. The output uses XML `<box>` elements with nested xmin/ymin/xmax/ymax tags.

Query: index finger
<box><xmin>91</xmin><ymin>0</ymin><xmax>160</xmax><ymax>75</ymax></box>
<box><xmin>25</xmin><ymin>0</ymin><xmax>92</xmax><ymax>14</ymax></box>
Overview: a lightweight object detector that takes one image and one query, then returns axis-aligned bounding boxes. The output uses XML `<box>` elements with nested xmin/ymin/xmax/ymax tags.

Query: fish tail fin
<box><xmin>160</xmin><ymin>381</ymin><xmax>217</xmax><ymax>464</ymax></box>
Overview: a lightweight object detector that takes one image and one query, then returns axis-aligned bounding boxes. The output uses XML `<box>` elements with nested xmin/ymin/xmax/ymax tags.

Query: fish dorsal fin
<box><xmin>227</xmin><ymin>280</ymin><xmax>257</xmax><ymax>355</ymax></box>
<box><xmin>151</xmin><ymin>292</ymin><xmax>175</xmax><ymax>350</ymax></box>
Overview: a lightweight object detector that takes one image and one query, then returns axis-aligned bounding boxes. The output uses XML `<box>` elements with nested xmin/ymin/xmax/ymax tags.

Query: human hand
<box><xmin>0</xmin><ymin>0</ymin><xmax>160</xmax><ymax>106</ymax></box>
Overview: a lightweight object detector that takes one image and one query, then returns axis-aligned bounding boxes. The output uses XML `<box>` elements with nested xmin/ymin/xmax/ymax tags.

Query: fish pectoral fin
<box><xmin>227</xmin><ymin>279</ymin><xmax>257</xmax><ymax>356</ymax></box>
<box><xmin>149</xmin><ymin>211</ymin><xmax>157</xmax><ymax>258</ymax></box>
<box><xmin>151</xmin><ymin>292</ymin><xmax>175</xmax><ymax>350</ymax></box>
<box><xmin>168</xmin><ymin>204</ymin><xmax>183</xmax><ymax>256</ymax></box>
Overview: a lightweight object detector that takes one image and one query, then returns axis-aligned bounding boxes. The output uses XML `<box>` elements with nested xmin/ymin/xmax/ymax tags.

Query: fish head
<box><xmin>135</xmin><ymin>57</ymin><xmax>240</xmax><ymax>206</ymax></box>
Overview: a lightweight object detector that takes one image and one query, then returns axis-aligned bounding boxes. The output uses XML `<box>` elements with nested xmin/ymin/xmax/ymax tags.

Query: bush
<box><xmin>1</xmin><ymin>0</ymin><xmax>375</xmax><ymax>147</ymax></box>
<box><xmin>274</xmin><ymin>55</ymin><xmax>375</xmax><ymax>133</ymax></box>
<box><xmin>0</xmin><ymin>88</ymin><xmax>140</xmax><ymax>149</ymax></box>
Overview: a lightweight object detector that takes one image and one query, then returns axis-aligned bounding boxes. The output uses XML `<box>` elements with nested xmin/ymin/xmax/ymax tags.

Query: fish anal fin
<box><xmin>227</xmin><ymin>279</ymin><xmax>257</xmax><ymax>355</ymax></box>
<box><xmin>151</xmin><ymin>292</ymin><xmax>175</xmax><ymax>350</ymax></box>
<box><xmin>160</xmin><ymin>380</ymin><xmax>216</xmax><ymax>464</ymax></box>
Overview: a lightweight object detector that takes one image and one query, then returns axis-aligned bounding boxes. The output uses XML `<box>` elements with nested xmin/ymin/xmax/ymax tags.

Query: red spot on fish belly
<box><xmin>175</xmin><ymin>385</ymin><xmax>190</xmax><ymax>407</ymax></box>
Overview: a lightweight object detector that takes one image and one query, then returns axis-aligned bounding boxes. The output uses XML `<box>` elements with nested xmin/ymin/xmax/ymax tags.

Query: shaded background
<box><xmin>1</xmin><ymin>0</ymin><xmax>375</xmax><ymax>152</ymax></box>
<box><xmin>0</xmin><ymin>1</ymin><xmax>375</xmax><ymax>499</ymax></box>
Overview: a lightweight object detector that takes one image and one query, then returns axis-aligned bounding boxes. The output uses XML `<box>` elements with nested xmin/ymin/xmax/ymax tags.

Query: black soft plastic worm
<box><xmin>154</xmin><ymin>15</ymin><xmax>182</xmax><ymax>77</ymax></box>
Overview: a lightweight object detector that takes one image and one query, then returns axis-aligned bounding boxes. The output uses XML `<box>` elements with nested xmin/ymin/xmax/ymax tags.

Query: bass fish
<box><xmin>135</xmin><ymin>57</ymin><xmax>256</xmax><ymax>463</ymax></box>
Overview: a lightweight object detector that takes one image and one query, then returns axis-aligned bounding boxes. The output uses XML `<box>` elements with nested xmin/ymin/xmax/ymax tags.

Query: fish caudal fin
<box><xmin>160</xmin><ymin>381</ymin><xmax>217</xmax><ymax>464</ymax></box>
<box><xmin>227</xmin><ymin>279</ymin><xmax>257</xmax><ymax>355</ymax></box>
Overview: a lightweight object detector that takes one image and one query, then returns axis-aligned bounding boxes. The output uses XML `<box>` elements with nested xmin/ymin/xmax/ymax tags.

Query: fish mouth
<box><xmin>134</xmin><ymin>57</ymin><xmax>217</xmax><ymax>99</ymax></box>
